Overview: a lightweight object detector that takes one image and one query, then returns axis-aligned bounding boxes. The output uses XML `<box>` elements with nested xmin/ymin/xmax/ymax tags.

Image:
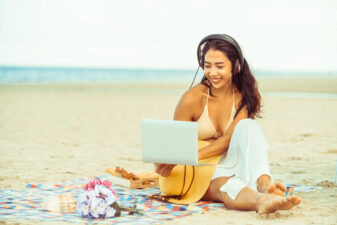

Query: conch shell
<box><xmin>42</xmin><ymin>193</ymin><xmax>77</xmax><ymax>213</ymax></box>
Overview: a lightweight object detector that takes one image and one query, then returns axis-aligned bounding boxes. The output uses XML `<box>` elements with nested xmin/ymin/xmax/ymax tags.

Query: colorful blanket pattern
<box><xmin>0</xmin><ymin>175</ymin><xmax>318</xmax><ymax>224</ymax></box>
<box><xmin>0</xmin><ymin>175</ymin><xmax>226</xmax><ymax>224</ymax></box>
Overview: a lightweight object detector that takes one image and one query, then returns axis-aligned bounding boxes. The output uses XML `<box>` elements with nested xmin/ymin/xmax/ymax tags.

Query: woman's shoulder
<box><xmin>180</xmin><ymin>83</ymin><xmax>208</xmax><ymax>106</ymax></box>
<box><xmin>174</xmin><ymin>83</ymin><xmax>207</xmax><ymax>120</ymax></box>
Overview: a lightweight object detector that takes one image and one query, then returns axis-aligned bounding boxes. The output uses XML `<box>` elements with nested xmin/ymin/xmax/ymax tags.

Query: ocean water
<box><xmin>0</xmin><ymin>66</ymin><xmax>336</xmax><ymax>84</ymax></box>
<box><xmin>0</xmin><ymin>67</ymin><xmax>197</xmax><ymax>83</ymax></box>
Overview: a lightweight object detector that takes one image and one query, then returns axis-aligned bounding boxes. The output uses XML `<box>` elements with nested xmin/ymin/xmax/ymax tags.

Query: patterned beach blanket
<box><xmin>0</xmin><ymin>175</ymin><xmax>319</xmax><ymax>224</ymax></box>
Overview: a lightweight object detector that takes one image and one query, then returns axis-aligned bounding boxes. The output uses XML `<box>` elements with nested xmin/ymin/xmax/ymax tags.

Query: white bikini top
<box><xmin>197</xmin><ymin>88</ymin><xmax>236</xmax><ymax>139</ymax></box>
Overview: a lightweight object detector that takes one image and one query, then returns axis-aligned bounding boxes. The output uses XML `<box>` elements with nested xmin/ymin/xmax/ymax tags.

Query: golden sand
<box><xmin>0</xmin><ymin>76</ymin><xmax>336</xmax><ymax>224</ymax></box>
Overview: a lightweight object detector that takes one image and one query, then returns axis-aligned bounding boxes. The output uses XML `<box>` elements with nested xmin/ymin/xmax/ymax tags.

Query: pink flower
<box><xmin>102</xmin><ymin>180</ymin><xmax>111</xmax><ymax>188</ymax></box>
<box><xmin>94</xmin><ymin>179</ymin><xmax>102</xmax><ymax>186</ymax></box>
<box><xmin>84</xmin><ymin>180</ymin><xmax>96</xmax><ymax>191</ymax></box>
<box><xmin>83</xmin><ymin>178</ymin><xmax>115</xmax><ymax>195</ymax></box>
<box><xmin>102</xmin><ymin>180</ymin><xmax>115</xmax><ymax>195</ymax></box>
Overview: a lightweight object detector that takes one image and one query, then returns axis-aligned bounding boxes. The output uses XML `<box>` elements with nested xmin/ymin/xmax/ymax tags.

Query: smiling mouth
<box><xmin>210</xmin><ymin>78</ymin><xmax>221</xmax><ymax>84</ymax></box>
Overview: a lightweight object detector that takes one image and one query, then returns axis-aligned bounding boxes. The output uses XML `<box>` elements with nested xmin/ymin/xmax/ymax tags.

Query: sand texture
<box><xmin>0</xmin><ymin>80</ymin><xmax>336</xmax><ymax>224</ymax></box>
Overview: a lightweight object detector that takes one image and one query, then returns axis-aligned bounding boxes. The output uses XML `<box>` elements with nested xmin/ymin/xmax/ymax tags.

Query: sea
<box><xmin>0</xmin><ymin>66</ymin><xmax>336</xmax><ymax>98</ymax></box>
<box><xmin>0</xmin><ymin>66</ymin><xmax>198</xmax><ymax>83</ymax></box>
<box><xmin>1</xmin><ymin>66</ymin><xmax>336</xmax><ymax>83</ymax></box>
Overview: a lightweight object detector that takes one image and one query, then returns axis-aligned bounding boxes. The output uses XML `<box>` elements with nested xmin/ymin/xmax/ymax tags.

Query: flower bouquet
<box><xmin>77</xmin><ymin>178</ymin><xmax>146</xmax><ymax>219</ymax></box>
<box><xmin>77</xmin><ymin>178</ymin><xmax>120</xmax><ymax>219</ymax></box>
<box><xmin>42</xmin><ymin>177</ymin><xmax>146</xmax><ymax>219</ymax></box>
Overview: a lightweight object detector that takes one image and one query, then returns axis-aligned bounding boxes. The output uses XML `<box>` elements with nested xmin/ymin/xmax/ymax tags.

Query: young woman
<box><xmin>155</xmin><ymin>34</ymin><xmax>301</xmax><ymax>214</ymax></box>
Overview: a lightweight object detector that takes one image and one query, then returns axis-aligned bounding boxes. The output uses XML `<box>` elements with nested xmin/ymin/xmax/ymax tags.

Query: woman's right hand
<box><xmin>154</xmin><ymin>163</ymin><xmax>176</xmax><ymax>177</ymax></box>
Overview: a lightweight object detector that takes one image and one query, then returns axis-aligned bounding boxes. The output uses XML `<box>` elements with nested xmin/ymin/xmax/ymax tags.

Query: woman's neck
<box><xmin>210</xmin><ymin>82</ymin><xmax>233</xmax><ymax>98</ymax></box>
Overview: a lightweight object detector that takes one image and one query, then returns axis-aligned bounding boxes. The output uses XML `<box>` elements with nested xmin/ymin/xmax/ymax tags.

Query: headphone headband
<box><xmin>197</xmin><ymin>34</ymin><xmax>244</xmax><ymax>69</ymax></box>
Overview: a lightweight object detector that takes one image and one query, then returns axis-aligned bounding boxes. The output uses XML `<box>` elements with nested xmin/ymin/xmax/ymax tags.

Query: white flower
<box><xmin>104</xmin><ymin>191</ymin><xmax>117</xmax><ymax>205</ymax></box>
<box><xmin>78</xmin><ymin>200</ymin><xmax>90</xmax><ymax>217</ymax></box>
<box><xmin>97</xmin><ymin>198</ymin><xmax>107</xmax><ymax>215</ymax></box>
<box><xmin>98</xmin><ymin>185</ymin><xmax>110</xmax><ymax>195</ymax></box>
<box><xmin>87</xmin><ymin>190</ymin><xmax>97</xmax><ymax>202</ymax></box>
<box><xmin>90</xmin><ymin>198</ymin><xmax>106</xmax><ymax>218</ymax></box>
<box><xmin>94</xmin><ymin>186</ymin><xmax>99</xmax><ymax>197</ymax></box>
<box><xmin>78</xmin><ymin>192</ymin><xmax>88</xmax><ymax>203</ymax></box>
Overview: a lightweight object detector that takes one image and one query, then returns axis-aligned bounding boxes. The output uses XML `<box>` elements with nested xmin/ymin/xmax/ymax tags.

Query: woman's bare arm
<box><xmin>154</xmin><ymin>90</ymin><xmax>198</xmax><ymax>176</ymax></box>
<box><xmin>173</xmin><ymin>90</ymin><xmax>199</xmax><ymax>121</ymax></box>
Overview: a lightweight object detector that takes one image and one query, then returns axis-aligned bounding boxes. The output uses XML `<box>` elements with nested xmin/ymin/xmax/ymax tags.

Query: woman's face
<box><xmin>204</xmin><ymin>49</ymin><xmax>232</xmax><ymax>89</ymax></box>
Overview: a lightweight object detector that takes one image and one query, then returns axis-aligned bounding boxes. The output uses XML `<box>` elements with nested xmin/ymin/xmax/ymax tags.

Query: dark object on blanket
<box><xmin>118</xmin><ymin>204</ymin><xmax>147</xmax><ymax>216</ymax></box>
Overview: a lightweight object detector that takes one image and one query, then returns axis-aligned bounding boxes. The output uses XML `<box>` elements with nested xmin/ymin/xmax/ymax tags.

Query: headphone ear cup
<box><xmin>200</xmin><ymin>57</ymin><xmax>204</xmax><ymax>69</ymax></box>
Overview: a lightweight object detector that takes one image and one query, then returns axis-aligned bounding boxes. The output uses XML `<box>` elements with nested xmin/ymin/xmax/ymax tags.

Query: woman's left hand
<box><xmin>154</xmin><ymin>163</ymin><xmax>176</xmax><ymax>177</ymax></box>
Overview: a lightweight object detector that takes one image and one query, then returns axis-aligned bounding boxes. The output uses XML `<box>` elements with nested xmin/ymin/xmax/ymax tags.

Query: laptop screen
<box><xmin>141</xmin><ymin>119</ymin><xmax>198</xmax><ymax>165</ymax></box>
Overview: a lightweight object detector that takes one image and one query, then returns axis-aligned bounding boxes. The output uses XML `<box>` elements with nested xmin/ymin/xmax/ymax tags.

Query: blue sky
<box><xmin>0</xmin><ymin>0</ymin><xmax>336</xmax><ymax>71</ymax></box>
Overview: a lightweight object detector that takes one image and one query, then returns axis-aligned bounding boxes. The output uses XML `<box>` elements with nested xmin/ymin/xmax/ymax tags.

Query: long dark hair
<box><xmin>200</xmin><ymin>39</ymin><xmax>262</xmax><ymax>119</ymax></box>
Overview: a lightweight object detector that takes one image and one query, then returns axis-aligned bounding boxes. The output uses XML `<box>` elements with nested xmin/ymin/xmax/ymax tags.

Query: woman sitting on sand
<box><xmin>154</xmin><ymin>34</ymin><xmax>301</xmax><ymax>214</ymax></box>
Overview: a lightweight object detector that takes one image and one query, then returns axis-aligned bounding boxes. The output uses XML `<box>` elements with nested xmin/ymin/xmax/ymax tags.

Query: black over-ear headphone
<box><xmin>189</xmin><ymin>34</ymin><xmax>245</xmax><ymax>89</ymax></box>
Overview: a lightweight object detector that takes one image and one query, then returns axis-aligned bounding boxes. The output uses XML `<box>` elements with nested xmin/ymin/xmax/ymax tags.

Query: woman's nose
<box><xmin>209</xmin><ymin>69</ymin><xmax>217</xmax><ymax>76</ymax></box>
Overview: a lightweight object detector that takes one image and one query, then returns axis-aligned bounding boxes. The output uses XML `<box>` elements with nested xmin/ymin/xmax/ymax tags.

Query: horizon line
<box><xmin>1</xmin><ymin>65</ymin><xmax>337</xmax><ymax>74</ymax></box>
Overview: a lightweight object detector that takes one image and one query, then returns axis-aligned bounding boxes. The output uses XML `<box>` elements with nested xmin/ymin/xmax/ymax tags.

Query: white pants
<box><xmin>212</xmin><ymin>119</ymin><xmax>273</xmax><ymax>200</ymax></box>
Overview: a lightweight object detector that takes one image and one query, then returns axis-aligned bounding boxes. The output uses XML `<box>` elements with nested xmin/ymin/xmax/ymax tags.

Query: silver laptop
<box><xmin>141</xmin><ymin>119</ymin><xmax>214</xmax><ymax>166</ymax></box>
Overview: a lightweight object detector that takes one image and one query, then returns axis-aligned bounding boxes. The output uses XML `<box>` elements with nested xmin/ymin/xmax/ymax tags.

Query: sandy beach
<box><xmin>0</xmin><ymin>76</ymin><xmax>336</xmax><ymax>224</ymax></box>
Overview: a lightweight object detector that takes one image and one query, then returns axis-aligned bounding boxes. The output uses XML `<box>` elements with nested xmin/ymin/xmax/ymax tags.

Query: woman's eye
<box><xmin>217</xmin><ymin>66</ymin><xmax>224</xmax><ymax>69</ymax></box>
<box><xmin>204</xmin><ymin>65</ymin><xmax>211</xmax><ymax>68</ymax></box>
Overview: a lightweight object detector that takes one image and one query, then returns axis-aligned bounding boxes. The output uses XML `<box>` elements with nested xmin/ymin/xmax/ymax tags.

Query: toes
<box><xmin>275</xmin><ymin>181</ymin><xmax>287</xmax><ymax>192</ymax></box>
<box><xmin>287</xmin><ymin>196</ymin><xmax>301</xmax><ymax>208</ymax></box>
<box><xmin>289</xmin><ymin>196</ymin><xmax>296</xmax><ymax>202</ymax></box>
<box><xmin>286</xmin><ymin>196</ymin><xmax>296</xmax><ymax>202</ymax></box>
<box><xmin>275</xmin><ymin>189</ymin><xmax>286</xmax><ymax>196</ymax></box>
<box><xmin>268</xmin><ymin>184</ymin><xmax>275</xmax><ymax>193</ymax></box>
<box><xmin>259</xmin><ymin>195</ymin><xmax>301</xmax><ymax>215</ymax></box>
<box><xmin>278</xmin><ymin>197</ymin><xmax>293</xmax><ymax>210</ymax></box>
<box><xmin>267</xmin><ymin>184</ymin><xmax>285</xmax><ymax>196</ymax></box>
<box><xmin>292</xmin><ymin>196</ymin><xmax>301</xmax><ymax>205</ymax></box>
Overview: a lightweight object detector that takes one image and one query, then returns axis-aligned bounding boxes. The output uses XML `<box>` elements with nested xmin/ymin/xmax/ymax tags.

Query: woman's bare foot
<box><xmin>257</xmin><ymin>194</ymin><xmax>301</xmax><ymax>215</ymax></box>
<box><xmin>267</xmin><ymin>181</ymin><xmax>287</xmax><ymax>196</ymax></box>
<box><xmin>257</xmin><ymin>175</ymin><xmax>286</xmax><ymax>196</ymax></box>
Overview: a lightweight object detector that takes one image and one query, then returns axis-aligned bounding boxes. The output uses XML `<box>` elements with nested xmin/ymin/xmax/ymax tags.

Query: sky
<box><xmin>0</xmin><ymin>0</ymin><xmax>336</xmax><ymax>71</ymax></box>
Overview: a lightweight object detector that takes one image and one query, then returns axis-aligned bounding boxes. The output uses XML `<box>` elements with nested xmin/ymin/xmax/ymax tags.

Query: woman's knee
<box><xmin>203</xmin><ymin>176</ymin><xmax>233</xmax><ymax>202</ymax></box>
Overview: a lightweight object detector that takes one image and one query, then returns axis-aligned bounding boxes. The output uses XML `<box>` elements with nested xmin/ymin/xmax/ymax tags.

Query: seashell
<box><xmin>42</xmin><ymin>193</ymin><xmax>77</xmax><ymax>213</ymax></box>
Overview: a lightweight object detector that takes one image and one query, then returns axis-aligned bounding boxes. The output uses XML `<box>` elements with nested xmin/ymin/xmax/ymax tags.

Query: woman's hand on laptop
<box><xmin>154</xmin><ymin>163</ymin><xmax>176</xmax><ymax>177</ymax></box>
